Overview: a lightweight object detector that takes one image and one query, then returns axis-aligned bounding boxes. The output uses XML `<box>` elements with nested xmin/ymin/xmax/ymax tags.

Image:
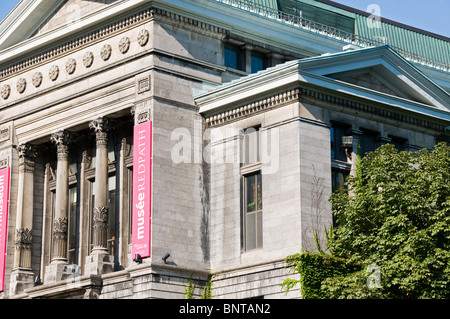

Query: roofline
<box><xmin>315</xmin><ymin>0</ymin><xmax>450</xmax><ymax>42</ymax></box>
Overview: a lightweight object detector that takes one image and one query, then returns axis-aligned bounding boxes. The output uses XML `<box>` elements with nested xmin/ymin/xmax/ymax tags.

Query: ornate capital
<box><xmin>53</xmin><ymin>217</ymin><xmax>68</xmax><ymax>240</ymax></box>
<box><xmin>90</xmin><ymin>118</ymin><xmax>111</xmax><ymax>148</ymax></box>
<box><xmin>17</xmin><ymin>144</ymin><xmax>37</xmax><ymax>173</ymax></box>
<box><xmin>15</xmin><ymin>228</ymin><xmax>33</xmax><ymax>250</ymax></box>
<box><xmin>51</xmin><ymin>131</ymin><xmax>72</xmax><ymax>160</ymax></box>
<box><xmin>93</xmin><ymin>206</ymin><xmax>108</xmax><ymax>229</ymax></box>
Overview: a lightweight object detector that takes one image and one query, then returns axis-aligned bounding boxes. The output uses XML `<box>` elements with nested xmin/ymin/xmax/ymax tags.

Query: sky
<box><xmin>0</xmin><ymin>0</ymin><xmax>448</xmax><ymax>38</ymax></box>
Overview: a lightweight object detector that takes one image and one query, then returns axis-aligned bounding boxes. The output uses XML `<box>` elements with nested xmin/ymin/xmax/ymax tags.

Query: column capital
<box><xmin>89</xmin><ymin>117</ymin><xmax>110</xmax><ymax>133</ymax></box>
<box><xmin>51</xmin><ymin>131</ymin><xmax>72</xmax><ymax>160</ymax></box>
<box><xmin>17</xmin><ymin>143</ymin><xmax>37</xmax><ymax>173</ymax></box>
<box><xmin>17</xmin><ymin>143</ymin><xmax>37</xmax><ymax>160</ymax></box>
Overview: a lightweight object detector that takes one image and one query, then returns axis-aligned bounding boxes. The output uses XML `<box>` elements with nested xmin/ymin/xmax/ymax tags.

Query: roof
<box><xmin>195</xmin><ymin>46</ymin><xmax>450</xmax><ymax>123</ymax></box>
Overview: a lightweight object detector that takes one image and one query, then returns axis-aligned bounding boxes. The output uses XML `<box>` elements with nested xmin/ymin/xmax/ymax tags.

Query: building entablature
<box><xmin>196</xmin><ymin>46</ymin><xmax>450</xmax><ymax>137</ymax></box>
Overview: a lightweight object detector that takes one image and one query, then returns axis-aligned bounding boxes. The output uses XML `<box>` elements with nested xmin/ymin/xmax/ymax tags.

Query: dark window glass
<box><xmin>244</xmin><ymin>173</ymin><xmax>263</xmax><ymax>251</ymax></box>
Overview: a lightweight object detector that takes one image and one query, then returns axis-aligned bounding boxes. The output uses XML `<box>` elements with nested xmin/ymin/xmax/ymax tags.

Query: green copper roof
<box><xmin>248</xmin><ymin>0</ymin><xmax>449</xmax><ymax>67</ymax></box>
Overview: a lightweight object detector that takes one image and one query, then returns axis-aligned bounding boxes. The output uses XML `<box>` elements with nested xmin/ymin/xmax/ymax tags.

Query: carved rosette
<box><xmin>1</xmin><ymin>84</ymin><xmax>11</xmax><ymax>100</ymax></box>
<box><xmin>119</xmin><ymin>37</ymin><xmax>130</xmax><ymax>54</ymax></box>
<box><xmin>51</xmin><ymin>131</ymin><xmax>72</xmax><ymax>161</ymax></box>
<box><xmin>32</xmin><ymin>72</ymin><xmax>43</xmax><ymax>88</ymax></box>
<box><xmin>16</xmin><ymin>78</ymin><xmax>27</xmax><ymax>94</ymax></box>
<box><xmin>49</xmin><ymin>65</ymin><xmax>60</xmax><ymax>81</ymax></box>
<box><xmin>137</xmin><ymin>29</ymin><xmax>149</xmax><ymax>46</ymax></box>
<box><xmin>89</xmin><ymin>118</ymin><xmax>109</xmax><ymax>149</ymax></box>
<box><xmin>92</xmin><ymin>206</ymin><xmax>108</xmax><ymax>250</ymax></box>
<box><xmin>17</xmin><ymin>143</ymin><xmax>37</xmax><ymax>173</ymax></box>
<box><xmin>66</xmin><ymin>58</ymin><xmax>77</xmax><ymax>75</ymax></box>
<box><xmin>100</xmin><ymin>44</ymin><xmax>112</xmax><ymax>61</ymax></box>
<box><xmin>52</xmin><ymin>217</ymin><xmax>68</xmax><ymax>260</ymax></box>
<box><xmin>83</xmin><ymin>51</ymin><xmax>94</xmax><ymax>68</ymax></box>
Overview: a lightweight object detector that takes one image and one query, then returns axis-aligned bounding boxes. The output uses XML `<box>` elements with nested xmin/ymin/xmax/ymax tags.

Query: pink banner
<box><xmin>0</xmin><ymin>167</ymin><xmax>10</xmax><ymax>292</ymax></box>
<box><xmin>132</xmin><ymin>121</ymin><xmax>152</xmax><ymax>259</ymax></box>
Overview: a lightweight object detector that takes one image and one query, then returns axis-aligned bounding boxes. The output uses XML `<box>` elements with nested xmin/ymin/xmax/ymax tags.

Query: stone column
<box><xmin>85</xmin><ymin>118</ymin><xmax>114</xmax><ymax>275</ymax></box>
<box><xmin>10</xmin><ymin>144</ymin><xmax>36</xmax><ymax>294</ymax></box>
<box><xmin>44</xmin><ymin>131</ymin><xmax>73</xmax><ymax>283</ymax></box>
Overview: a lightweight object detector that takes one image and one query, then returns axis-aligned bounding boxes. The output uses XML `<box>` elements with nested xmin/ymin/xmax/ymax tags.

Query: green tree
<box><xmin>283</xmin><ymin>142</ymin><xmax>450</xmax><ymax>299</ymax></box>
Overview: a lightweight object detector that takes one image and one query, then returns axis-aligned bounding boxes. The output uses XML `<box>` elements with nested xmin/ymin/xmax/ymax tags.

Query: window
<box><xmin>241</xmin><ymin>126</ymin><xmax>263</xmax><ymax>251</ymax></box>
<box><xmin>68</xmin><ymin>185</ymin><xmax>78</xmax><ymax>265</ymax></box>
<box><xmin>224</xmin><ymin>44</ymin><xmax>244</xmax><ymax>71</ymax></box>
<box><xmin>242</xmin><ymin>126</ymin><xmax>260</xmax><ymax>165</ymax></box>
<box><xmin>360</xmin><ymin>129</ymin><xmax>379</xmax><ymax>156</ymax></box>
<box><xmin>244</xmin><ymin>173</ymin><xmax>262</xmax><ymax>250</ymax></box>
<box><xmin>250</xmin><ymin>52</ymin><xmax>266</xmax><ymax>74</ymax></box>
<box><xmin>330</xmin><ymin>122</ymin><xmax>351</xmax><ymax>161</ymax></box>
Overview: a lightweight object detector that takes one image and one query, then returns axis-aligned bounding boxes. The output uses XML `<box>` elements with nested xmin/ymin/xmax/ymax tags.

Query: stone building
<box><xmin>0</xmin><ymin>0</ymin><xmax>448</xmax><ymax>299</ymax></box>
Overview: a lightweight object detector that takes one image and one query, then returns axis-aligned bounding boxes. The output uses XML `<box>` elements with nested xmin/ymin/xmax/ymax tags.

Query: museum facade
<box><xmin>0</xmin><ymin>0</ymin><xmax>448</xmax><ymax>299</ymax></box>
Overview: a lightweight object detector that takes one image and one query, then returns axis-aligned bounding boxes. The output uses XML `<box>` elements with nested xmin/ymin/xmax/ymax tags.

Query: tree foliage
<box><xmin>284</xmin><ymin>142</ymin><xmax>450</xmax><ymax>299</ymax></box>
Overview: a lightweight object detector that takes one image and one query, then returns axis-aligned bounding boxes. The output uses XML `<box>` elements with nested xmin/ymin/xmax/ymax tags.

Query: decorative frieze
<box><xmin>205</xmin><ymin>88</ymin><xmax>301</xmax><ymax>127</ymax></box>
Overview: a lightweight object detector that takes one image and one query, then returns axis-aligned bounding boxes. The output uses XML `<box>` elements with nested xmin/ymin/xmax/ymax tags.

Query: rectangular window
<box><xmin>224</xmin><ymin>44</ymin><xmax>244</xmax><ymax>71</ymax></box>
<box><xmin>250</xmin><ymin>52</ymin><xmax>266</xmax><ymax>74</ymax></box>
<box><xmin>244</xmin><ymin>173</ymin><xmax>263</xmax><ymax>251</ymax></box>
<box><xmin>330</xmin><ymin>122</ymin><xmax>350</xmax><ymax>161</ymax></box>
<box><xmin>242</xmin><ymin>127</ymin><xmax>260</xmax><ymax>165</ymax></box>
<box><xmin>68</xmin><ymin>185</ymin><xmax>78</xmax><ymax>265</ymax></box>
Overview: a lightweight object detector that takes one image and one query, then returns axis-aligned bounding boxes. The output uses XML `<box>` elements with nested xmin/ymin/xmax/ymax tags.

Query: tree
<box><xmin>283</xmin><ymin>142</ymin><xmax>450</xmax><ymax>299</ymax></box>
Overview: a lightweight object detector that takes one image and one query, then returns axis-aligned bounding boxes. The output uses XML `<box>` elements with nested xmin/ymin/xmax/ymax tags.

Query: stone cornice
<box><xmin>204</xmin><ymin>88</ymin><xmax>301</xmax><ymax>127</ymax></box>
<box><xmin>203</xmin><ymin>85</ymin><xmax>448</xmax><ymax>134</ymax></box>
<box><xmin>0</xmin><ymin>4</ymin><xmax>227</xmax><ymax>82</ymax></box>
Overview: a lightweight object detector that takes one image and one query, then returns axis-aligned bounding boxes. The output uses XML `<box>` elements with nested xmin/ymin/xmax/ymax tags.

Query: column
<box><xmin>44</xmin><ymin>131</ymin><xmax>72</xmax><ymax>283</ymax></box>
<box><xmin>84</xmin><ymin>118</ymin><xmax>114</xmax><ymax>275</ymax></box>
<box><xmin>9</xmin><ymin>144</ymin><xmax>36</xmax><ymax>294</ymax></box>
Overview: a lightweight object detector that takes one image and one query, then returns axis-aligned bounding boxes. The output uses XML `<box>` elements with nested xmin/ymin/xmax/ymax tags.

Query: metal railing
<box><xmin>212</xmin><ymin>0</ymin><xmax>449</xmax><ymax>72</ymax></box>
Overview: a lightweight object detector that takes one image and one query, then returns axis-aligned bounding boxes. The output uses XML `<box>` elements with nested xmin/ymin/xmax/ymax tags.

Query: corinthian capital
<box><xmin>51</xmin><ymin>131</ymin><xmax>72</xmax><ymax>160</ymax></box>
<box><xmin>17</xmin><ymin>144</ymin><xmax>37</xmax><ymax>172</ymax></box>
<box><xmin>89</xmin><ymin>118</ymin><xmax>110</xmax><ymax>133</ymax></box>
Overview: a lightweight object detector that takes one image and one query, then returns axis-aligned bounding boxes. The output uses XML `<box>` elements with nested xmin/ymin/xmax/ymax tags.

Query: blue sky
<box><xmin>0</xmin><ymin>0</ymin><xmax>448</xmax><ymax>37</ymax></box>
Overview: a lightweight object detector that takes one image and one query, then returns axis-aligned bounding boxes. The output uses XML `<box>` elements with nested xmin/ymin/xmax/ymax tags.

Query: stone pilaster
<box><xmin>10</xmin><ymin>144</ymin><xmax>36</xmax><ymax>295</ymax></box>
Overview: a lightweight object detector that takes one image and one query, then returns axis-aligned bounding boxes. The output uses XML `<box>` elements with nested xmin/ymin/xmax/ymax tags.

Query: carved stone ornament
<box><xmin>66</xmin><ymin>58</ymin><xmax>77</xmax><ymax>75</ymax></box>
<box><xmin>89</xmin><ymin>117</ymin><xmax>109</xmax><ymax>133</ymax></box>
<box><xmin>93</xmin><ymin>206</ymin><xmax>109</xmax><ymax>226</ymax></box>
<box><xmin>137</xmin><ymin>29</ymin><xmax>149</xmax><ymax>46</ymax></box>
<box><xmin>16</xmin><ymin>78</ymin><xmax>27</xmax><ymax>94</ymax></box>
<box><xmin>119</xmin><ymin>37</ymin><xmax>130</xmax><ymax>54</ymax></box>
<box><xmin>15</xmin><ymin>228</ymin><xmax>33</xmax><ymax>250</ymax></box>
<box><xmin>83</xmin><ymin>51</ymin><xmax>94</xmax><ymax>68</ymax></box>
<box><xmin>49</xmin><ymin>65</ymin><xmax>60</xmax><ymax>81</ymax></box>
<box><xmin>32</xmin><ymin>72</ymin><xmax>43</xmax><ymax>88</ymax></box>
<box><xmin>51</xmin><ymin>131</ymin><xmax>72</xmax><ymax>160</ymax></box>
<box><xmin>1</xmin><ymin>84</ymin><xmax>11</xmax><ymax>100</ymax></box>
<box><xmin>100</xmin><ymin>44</ymin><xmax>112</xmax><ymax>61</ymax></box>
<box><xmin>53</xmin><ymin>217</ymin><xmax>68</xmax><ymax>240</ymax></box>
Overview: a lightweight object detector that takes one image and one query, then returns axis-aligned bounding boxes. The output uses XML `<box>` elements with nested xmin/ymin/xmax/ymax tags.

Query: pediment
<box><xmin>325</xmin><ymin>66</ymin><xmax>430</xmax><ymax>105</ymax></box>
<box><xmin>0</xmin><ymin>0</ymin><xmax>119</xmax><ymax>50</ymax></box>
<box><xmin>297</xmin><ymin>46</ymin><xmax>450</xmax><ymax>112</ymax></box>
